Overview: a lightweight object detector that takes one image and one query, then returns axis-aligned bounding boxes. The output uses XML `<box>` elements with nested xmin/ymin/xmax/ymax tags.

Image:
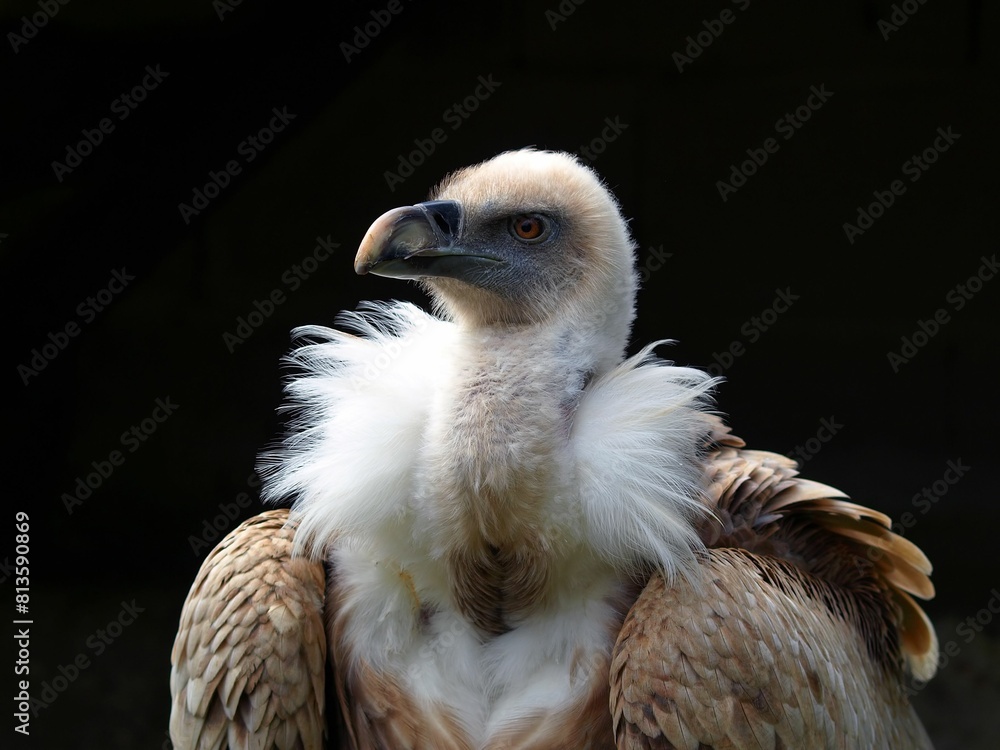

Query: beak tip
<box><xmin>354</xmin><ymin>233</ymin><xmax>380</xmax><ymax>275</ymax></box>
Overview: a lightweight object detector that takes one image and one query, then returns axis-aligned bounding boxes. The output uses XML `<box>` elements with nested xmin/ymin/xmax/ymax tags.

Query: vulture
<box><xmin>170</xmin><ymin>149</ymin><xmax>938</xmax><ymax>749</ymax></box>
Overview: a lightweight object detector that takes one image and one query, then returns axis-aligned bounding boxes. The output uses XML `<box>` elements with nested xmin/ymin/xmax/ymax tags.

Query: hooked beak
<box><xmin>354</xmin><ymin>200</ymin><xmax>501</xmax><ymax>281</ymax></box>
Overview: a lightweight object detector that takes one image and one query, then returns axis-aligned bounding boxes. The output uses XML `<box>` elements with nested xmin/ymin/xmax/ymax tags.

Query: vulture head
<box><xmin>355</xmin><ymin>149</ymin><xmax>638</xmax><ymax>372</ymax></box>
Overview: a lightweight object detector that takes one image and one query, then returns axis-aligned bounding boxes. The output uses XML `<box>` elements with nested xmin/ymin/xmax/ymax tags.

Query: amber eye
<box><xmin>510</xmin><ymin>215</ymin><xmax>549</xmax><ymax>243</ymax></box>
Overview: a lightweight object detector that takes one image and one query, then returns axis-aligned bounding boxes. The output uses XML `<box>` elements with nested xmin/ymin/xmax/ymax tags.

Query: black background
<box><xmin>4</xmin><ymin>1</ymin><xmax>998</xmax><ymax>747</ymax></box>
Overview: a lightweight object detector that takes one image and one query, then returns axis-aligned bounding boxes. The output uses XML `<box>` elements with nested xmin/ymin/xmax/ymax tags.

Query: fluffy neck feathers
<box><xmin>259</xmin><ymin>301</ymin><xmax>718</xmax><ymax>626</ymax></box>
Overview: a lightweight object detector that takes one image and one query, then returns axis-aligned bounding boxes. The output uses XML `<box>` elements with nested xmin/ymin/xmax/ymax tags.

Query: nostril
<box><xmin>416</xmin><ymin>200</ymin><xmax>463</xmax><ymax>239</ymax></box>
<box><xmin>431</xmin><ymin>212</ymin><xmax>450</xmax><ymax>235</ymax></box>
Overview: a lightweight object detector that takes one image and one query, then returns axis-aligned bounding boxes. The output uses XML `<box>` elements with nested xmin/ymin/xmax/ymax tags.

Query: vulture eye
<box><xmin>510</xmin><ymin>215</ymin><xmax>551</xmax><ymax>243</ymax></box>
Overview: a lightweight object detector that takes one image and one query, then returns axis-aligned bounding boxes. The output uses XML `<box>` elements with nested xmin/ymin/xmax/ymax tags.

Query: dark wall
<box><xmin>4</xmin><ymin>1</ymin><xmax>997</xmax><ymax>747</ymax></box>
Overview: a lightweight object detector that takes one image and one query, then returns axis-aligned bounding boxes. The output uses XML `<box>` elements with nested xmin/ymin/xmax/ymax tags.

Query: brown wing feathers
<box><xmin>699</xmin><ymin>423</ymin><xmax>938</xmax><ymax>682</ymax></box>
<box><xmin>608</xmin><ymin>421</ymin><xmax>937</xmax><ymax>748</ymax></box>
<box><xmin>611</xmin><ymin>547</ymin><xmax>934</xmax><ymax>749</ymax></box>
<box><xmin>170</xmin><ymin>509</ymin><xmax>327</xmax><ymax>750</ymax></box>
